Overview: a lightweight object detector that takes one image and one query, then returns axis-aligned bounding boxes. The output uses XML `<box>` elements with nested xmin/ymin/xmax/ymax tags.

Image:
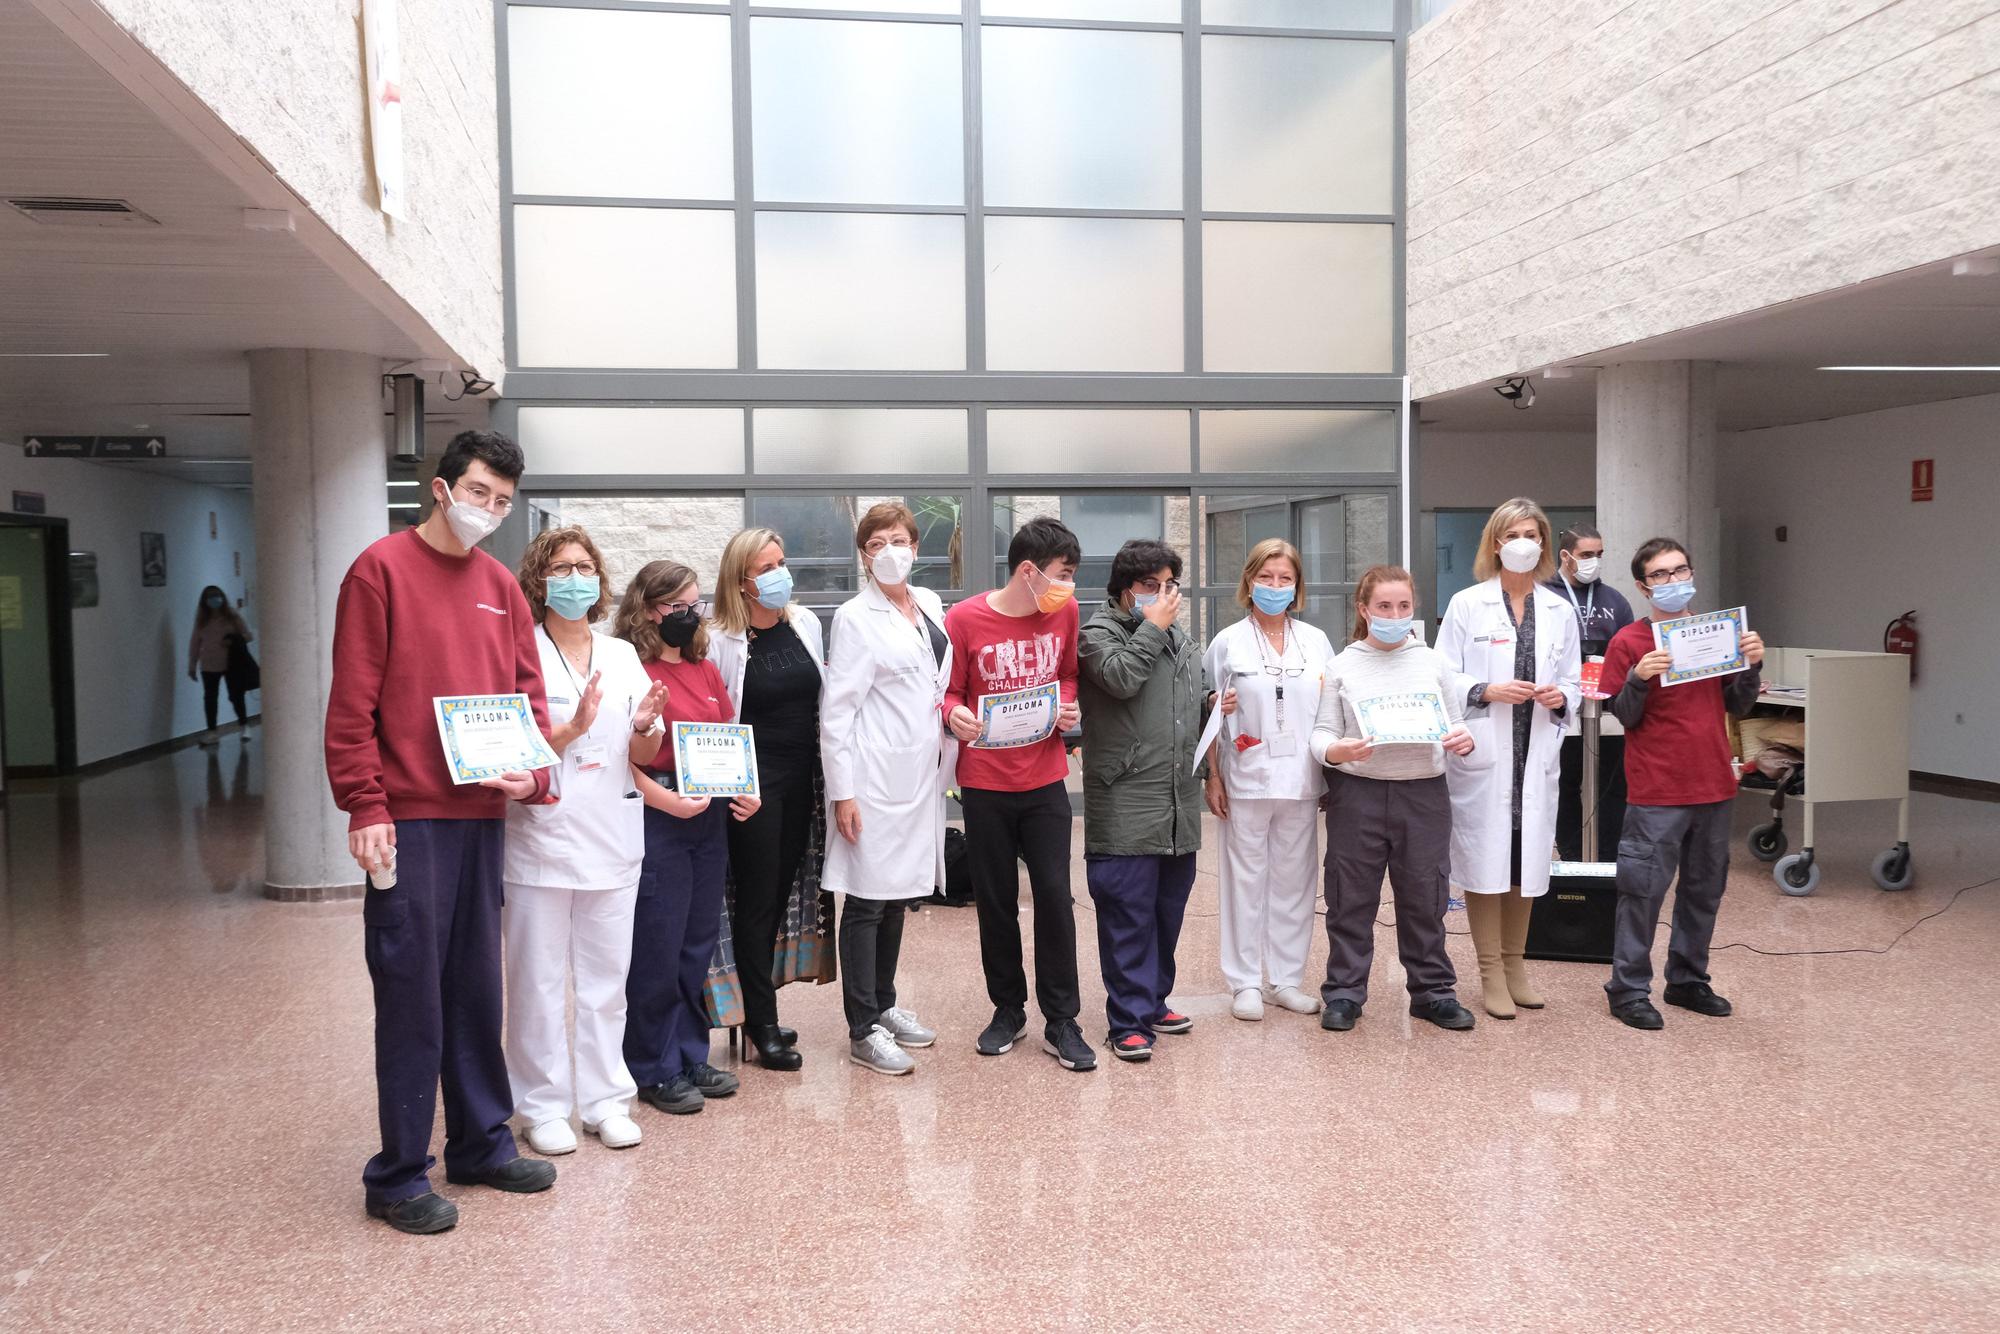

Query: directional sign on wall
<box><xmin>21</xmin><ymin>434</ymin><xmax>168</xmax><ymax>458</ymax></box>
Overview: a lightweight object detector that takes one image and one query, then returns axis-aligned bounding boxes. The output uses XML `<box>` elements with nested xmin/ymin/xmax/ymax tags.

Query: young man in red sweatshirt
<box><xmin>943</xmin><ymin>517</ymin><xmax>1093</xmax><ymax>1071</ymax></box>
<box><xmin>325</xmin><ymin>430</ymin><xmax>559</xmax><ymax>1233</ymax></box>
<box><xmin>1598</xmin><ymin>537</ymin><xmax>1764</xmax><ymax>1031</ymax></box>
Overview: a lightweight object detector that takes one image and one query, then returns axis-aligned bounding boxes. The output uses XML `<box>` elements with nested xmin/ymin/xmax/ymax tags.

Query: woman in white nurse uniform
<box><xmin>819</xmin><ymin>502</ymin><xmax>955</xmax><ymax>1076</ymax></box>
<box><xmin>1202</xmin><ymin>538</ymin><xmax>1333</xmax><ymax>1022</ymax></box>
<box><xmin>503</xmin><ymin>526</ymin><xmax>668</xmax><ymax>1155</ymax></box>
<box><xmin>1435</xmin><ymin>497</ymin><xmax>1581</xmax><ymax>1021</ymax></box>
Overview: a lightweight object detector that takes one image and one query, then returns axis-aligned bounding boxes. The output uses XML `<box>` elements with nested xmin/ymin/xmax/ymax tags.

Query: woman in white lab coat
<box><xmin>1202</xmin><ymin>538</ymin><xmax>1334</xmax><ymax>1022</ymax></box>
<box><xmin>819</xmin><ymin>503</ymin><xmax>956</xmax><ymax>1075</ymax></box>
<box><xmin>1435</xmin><ymin>497</ymin><xmax>1581</xmax><ymax>1020</ymax></box>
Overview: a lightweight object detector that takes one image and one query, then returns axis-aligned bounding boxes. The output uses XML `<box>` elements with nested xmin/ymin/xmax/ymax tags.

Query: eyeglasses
<box><xmin>546</xmin><ymin>561</ymin><xmax>598</xmax><ymax>578</ymax></box>
<box><xmin>454</xmin><ymin>482</ymin><xmax>514</xmax><ymax>516</ymax></box>
<box><xmin>655</xmin><ymin>598</ymin><xmax>709</xmax><ymax>618</ymax></box>
<box><xmin>862</xmin><ymin>537</ymin><xmax>915</xmax><ymax>556</ymax></box>
<box><xmin>1135</xmin><ymin>577</ymin><xmax>1182</xmax><ymax>594</ymax></box>
<box><xmin>1262</xmin><ymin>664</ymin><xmax>1305</xmax><ymax>678</ymax></box>
<box><xmin>1643</xmin><ymin>564</ymin><xmax>1694</xmax><ymax>586</ymax></box>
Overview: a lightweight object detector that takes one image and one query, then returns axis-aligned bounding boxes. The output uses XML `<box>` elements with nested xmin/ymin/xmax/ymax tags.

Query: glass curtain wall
<box><xmin>494</xmin><ymin>0</ymin><xmax>1408</xmax><ymax>645</ymax></box>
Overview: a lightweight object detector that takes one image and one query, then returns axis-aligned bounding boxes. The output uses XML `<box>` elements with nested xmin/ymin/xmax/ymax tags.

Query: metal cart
<box><xmin>1741</xmin><ymin>647</ymin><xmax>1913</xmax><ymax>897</ymax></box>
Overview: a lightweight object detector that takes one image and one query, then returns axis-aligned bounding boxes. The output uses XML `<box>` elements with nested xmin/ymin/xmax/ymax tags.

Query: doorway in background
<box><xmin>0</xmin><ymin>514</ymin><xmax>79</xmax><ymax>777</ymax></box>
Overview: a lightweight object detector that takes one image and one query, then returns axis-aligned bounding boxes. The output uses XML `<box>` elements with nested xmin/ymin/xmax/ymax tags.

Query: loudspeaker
<box><xmin>391</xmin><ymin>374</ymin><xmax>425</xmax><ymax>461</ymax></box>
<box><xmin>1525</xmin><ymin>863</ymin><xmax>1618</xmax><ymax>963</ymax></box>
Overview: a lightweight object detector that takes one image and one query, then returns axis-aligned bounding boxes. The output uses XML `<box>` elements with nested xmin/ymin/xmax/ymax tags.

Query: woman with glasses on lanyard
<box><xmin>503</xmin><ymin>527</ymin><xmax>670</xmax><ymax>1156</ymax></box>
<box><xmin>1201</xmin><ymin>538</ymin><xmax>1333</xmax><ymax>1022</ymax></box>
<box><xmin>614</xmin><ymin>560</ymin><xmax>760</xmax><ymax>1119</ymax></box>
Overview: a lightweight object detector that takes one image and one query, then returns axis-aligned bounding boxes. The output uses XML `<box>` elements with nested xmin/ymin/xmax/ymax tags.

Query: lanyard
<box><xmin>543</xmin><ymin>625</ymin><xmax>593</xmax><ymax>704</ymax></box>
<box><xmin>1559</xmin><ymin>573</ymin><xmax>1595</xmax><ymax>624</ymax></box>
<box><xmin>1253</xmin><ymin>617</ymin><xmax>1294</xmax><ymax>733</ymax></box>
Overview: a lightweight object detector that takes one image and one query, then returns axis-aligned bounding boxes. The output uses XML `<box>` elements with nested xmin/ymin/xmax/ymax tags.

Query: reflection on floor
<box><xmin>1</xmin><ymin>737</ymin><xmax>1995</xmax><ymax>1330</ymax></box>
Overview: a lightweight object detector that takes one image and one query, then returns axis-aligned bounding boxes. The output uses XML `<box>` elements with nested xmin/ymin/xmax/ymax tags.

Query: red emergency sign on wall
<box><xmin>1912</xmin><ymin>458</ymin><xmax>1935</xmax><ymax>502</ymax></box>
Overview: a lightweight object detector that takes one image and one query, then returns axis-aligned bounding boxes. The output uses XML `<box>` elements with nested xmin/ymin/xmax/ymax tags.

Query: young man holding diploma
<box><xmin>1598</xmin><ymin>537</ymin><xmax>1764</xmax><ymax>1031</ymax></box>
<box><xmin>325</xmin><ymin>430</ymin><xmax>559</xmax><ymax>1233</ymax></box>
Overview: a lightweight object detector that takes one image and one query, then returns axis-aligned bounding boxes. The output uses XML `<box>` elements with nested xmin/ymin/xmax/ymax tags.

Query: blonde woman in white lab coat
<box><xmin>819</xmin><ymin>502</ymin><xmax>957</xmax><ymax>1076</ymax></box>
<box><xmin>1202</xmin><ymin>538</ymin><xmax>1334</xmax><ymax>1022</ymax></box>
<box><xmin>1435</xmin><ymin>497</ymin><xmax>1581</xmax><ymax>1020</ymax></box>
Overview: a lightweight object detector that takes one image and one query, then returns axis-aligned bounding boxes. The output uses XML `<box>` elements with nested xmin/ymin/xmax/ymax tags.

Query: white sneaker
<box><xmin>1231</xmin><ymin>988</ymin><xmax>1265</xmax><ymax>1021</ymax></box>
<box><xmin>525</xmin><ymin>1118</ymin><xmax>577</xmax><ymax>1155</ymax></box>
<box><xmin>587</xmin><ymin>1114</ymin><xmax>643</xmax><ymax>1150</ymax></box>
<box><xmin>877</xmin><ymin>1006</ymin><xmax>937</xmax><ymax>1048</ymax></box>
<box><xmin>850</xmin><ymin>1025</ymin><xmax>915</xmax><ymax>1075</ymax></box>
<box><xmin>1267</xmin><ymin>985</ymin><xmax>1324</xmax><ymax>1015</ymax></box>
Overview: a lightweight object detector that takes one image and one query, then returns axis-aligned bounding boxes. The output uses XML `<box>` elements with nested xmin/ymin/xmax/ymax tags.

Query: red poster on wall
<box><xmin>1912</xmin><ymin>458</ymin><xmax>1935</xmax><ymax>502</ymax></box>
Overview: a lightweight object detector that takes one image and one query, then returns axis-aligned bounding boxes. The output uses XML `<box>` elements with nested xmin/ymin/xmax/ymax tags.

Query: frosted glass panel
<box><xmin>752</xmin><ymin>19</ymin><xmax>963</xmax><ymax>205</ymax></box>
<box><xmin>1202</xmin><ymin>36</ymin><xmax>1393</xmax><ymax>214</ymax></box>
<box><xmin>982</xmin><ymin>28</ymin><xmax>1180</xmax><ymax>210</ymax></box>
<box><xmin>1202</xmin><ymin>221</ymin><xmax>1393</xmax><ymax>372</ymax></box>
<box><xmin>988</xmin><ymin>410</ymin><xmax>1190</xmax><ymax>473</ymax></box>
<box><xmin>514</xmin><ymin>407</ymin><xmax>745</xmax><ymax>475</ymax></box>
<box><xmin>1198</xmin><ymin>410</ymin><xmax>1396</xmax><ymax>471</ymax></box>
<box><xmin>755</xmin><ymin>409</ymin><xmax>969</xmax><ymax>473</ymax></box>
<box><xmin>755</xmin><ymin>212</ymin><xmax>965</xmax><ymax>370</ymax></box>
<box><xmin>1203</xmin><ymin>0</ymin><xmax>1396</xmax><ymax>29</ymax></box>
<box><xmin>507</xmin><ymin>8</ymin><xmax>733</xmax><ymax>199</ymax></box>
<box><xmin>983</xmin><ymin>1</ymin><xmax>1181</xmax><ymax>22</ymax></box>
<box><xmin>985</xmin><ymin>217</ymin><xmax>1182</xmax><ymax>371</ymax></box>
<box><xmin>513</xmin><ymin>206</ymin><xmax>737</xmax><ymax>369</ymax></box>
<box><xmin>760</xmin><ymin>0</ymin><xmax>958</xmax><ymax>10</ymax></box>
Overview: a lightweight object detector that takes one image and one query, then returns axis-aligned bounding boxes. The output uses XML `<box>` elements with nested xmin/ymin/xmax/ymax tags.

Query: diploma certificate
<box><xmin>434</xmin><ymin>694</ymin><xmax>559</xmax><ymax>785</ymax></box>
<box><xmin>973</xmin><ymin>682</ymin><xmax>1061</xmax><ymax>750</ymax></box>
<box><xmin>1354</xmin><ymin>691</ymin><xmax>1450</xmax><ymax>745</ymax></box>
<box><xmin>1652</xmin><ymin>606</ymin><xmax>1748</xmax><ymax>687</ymax></box>
<box><xmin>672</xmin><ymin>722</ymin><xmax>760</xmax><ymax>798</ymax></box>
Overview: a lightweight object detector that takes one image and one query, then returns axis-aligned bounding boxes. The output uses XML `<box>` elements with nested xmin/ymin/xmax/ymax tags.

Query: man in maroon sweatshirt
<box><xmin>325</xmin><ymin>430</ymin><xmax>558</xmax><ymax>1234</ymax></box>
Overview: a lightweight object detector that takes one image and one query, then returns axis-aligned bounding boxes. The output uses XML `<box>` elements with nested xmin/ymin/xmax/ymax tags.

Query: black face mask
<box><xmin>657</xmin><ymin>609</ymin><xmax>700</xmax><ymax>649</ymax></box>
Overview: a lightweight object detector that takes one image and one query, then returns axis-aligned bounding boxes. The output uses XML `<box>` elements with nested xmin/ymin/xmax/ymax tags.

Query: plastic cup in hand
<box><xmin>369</xmin><ymin>847</ymin><xmax>398</xmax><ymax>890</ymax></box>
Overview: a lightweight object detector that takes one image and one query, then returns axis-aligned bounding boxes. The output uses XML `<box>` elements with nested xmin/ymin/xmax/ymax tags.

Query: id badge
<box><xmin>571</xmin><ymin>740</ymin><xmax>609</xmax><ymax>773</ymax></box>
<box><xmin>1267</xmin><ymin>732</ymin><xmax>1298</xmax><ymax>759</ymax></box>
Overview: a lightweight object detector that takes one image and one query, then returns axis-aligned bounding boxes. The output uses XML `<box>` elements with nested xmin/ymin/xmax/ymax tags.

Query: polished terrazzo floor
<box><xmin>1</xmin><ymin>734</ymin><xmax>1995</xmax><ymax>1331</ymax></box>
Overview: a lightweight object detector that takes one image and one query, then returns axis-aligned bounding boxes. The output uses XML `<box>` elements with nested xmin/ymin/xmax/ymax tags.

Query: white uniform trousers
<box><xmin>503</xmin><ymin>881</ymin><xmax>640</xmax><ymax>1129</ymax></box>
<box><xmin>1217</xmin><ymin>796</ymin><xmax>1322</xmax><ymax>994</ymax></box>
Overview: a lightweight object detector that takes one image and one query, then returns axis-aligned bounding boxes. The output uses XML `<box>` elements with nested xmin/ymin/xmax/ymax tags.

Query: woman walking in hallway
<box><xmin>187</xmin><ymin>585</ymin><xmax>253</xmax><ymax>739</ymax></box>
<box><xmin>1436</xmin><ymin>498</ymin><xmax>1581</xmax><ymax>1019</ymax></box>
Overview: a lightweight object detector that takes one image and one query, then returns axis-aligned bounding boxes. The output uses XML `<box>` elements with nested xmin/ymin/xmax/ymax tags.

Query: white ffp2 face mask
<box><xmin>1500</xmin><ymin>537</ymin><xmax>1542</xmax><ymax>574</ymax></box>
<box><xmin>439</xmin><ymin>484</ymin><xmax>503</xmax><ymax>548</ymax></box>
<box><xmin>1572</xmin><ymin>556</ymin><xmax>1601</xmax><ymax>584</ymax></box>
<box><xmin>870</xmin><ymin>544</ymin><xmax>914</xmax><ymax>586</ymax></box>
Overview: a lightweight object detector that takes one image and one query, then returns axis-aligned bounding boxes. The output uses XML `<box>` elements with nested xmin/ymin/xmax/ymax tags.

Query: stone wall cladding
<box><xmin>1406</xmin><ymin>0</ymin><xmax>2000</xmax><ymax>399</ymax></box>
<box><xmin>98</xmin><ymin>0</ymin><xmax>503</xmax><ymax>373</ymax></box>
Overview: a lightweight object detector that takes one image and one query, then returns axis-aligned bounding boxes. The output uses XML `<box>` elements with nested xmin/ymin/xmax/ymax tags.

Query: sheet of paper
<box><xmin>1652</xmin><ymin>606</ymin><xmax>1748</xmax><ymax>687</ymax></box>
<box><xmin>672</xmin><ymin>722</ymin><xmax>760</xmax><ymax>798</ymax></box>
<box><xmin>1354</xmin><ymin>690</ymin><xmax>1449</xmax><ymax>745</ymax></box>
<box><xmin>1190</xmin><ymin>697</ymin><xmax>1229</xmax><ymax>776</ymax></box>
<box><xmin>973</xmin><ymin>682</ymin><xmax>1060</xmax><ymax>750</ymax></box>
<box><xmin>433</xmin><ymin>695</ymin><xmax>559</xmax><ymax>785</ymax></box>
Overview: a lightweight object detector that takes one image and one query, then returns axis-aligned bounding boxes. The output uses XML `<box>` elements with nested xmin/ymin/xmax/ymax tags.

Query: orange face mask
<box><xmin>1029</xmin><ymin>566</ymin><xmax>1075</xmax><ymax>615</ymax></box>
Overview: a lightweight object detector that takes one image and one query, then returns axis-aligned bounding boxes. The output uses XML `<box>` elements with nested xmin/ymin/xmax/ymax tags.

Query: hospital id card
<box><xmin>434</xmin><ymin>694</ymin><xmax>559</xmax><ymax>785</ymax></box>
<box><xmin>1651</xmin><ymin>606</ymin><xmax>1748</xmax><ymax>687</ymax></box>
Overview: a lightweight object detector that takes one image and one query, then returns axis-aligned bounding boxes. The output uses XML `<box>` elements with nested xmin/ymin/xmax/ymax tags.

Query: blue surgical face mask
<box><xmin>752</xmin><ymin>566</ymin><xmax>794</xmax><ymax>611</ymax></box>
<box><xmin>1649</xmin><ymin>579</ymin><xmax>1697</xmax><ymax>614</ymax></box>
<box><xmin>1250</xmin><ymin>583</ymin><xmax>1294</xmax><ymax>617</ymax></box>
<box><xmin>1369</xmin><ymin>614</ymin><xmax>1414</xmax><ymax>645</ymax></box>
<box><xmin>204</xmin><ymin>594</ymin><xmax>226</xmax><ymax>610</ymax></box>
<box><xmin>1130</xmin><ymin>591</ymin><xmax>1159</xmax><ymax>613</ymax></box>
<box><xmin>544</xmin><ymin>573</ymin><xmax>599</xmax><ymax>621</ymax></box>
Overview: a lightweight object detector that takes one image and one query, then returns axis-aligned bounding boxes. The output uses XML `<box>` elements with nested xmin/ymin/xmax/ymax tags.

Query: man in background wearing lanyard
<box><xmin>1546</xmin><ymin>524</ymin><xmax>1634</xmax><ymax>860</ymax></box>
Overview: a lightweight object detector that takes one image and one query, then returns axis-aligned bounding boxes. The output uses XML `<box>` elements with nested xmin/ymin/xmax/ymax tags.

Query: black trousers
<box><xmin>838</xmin><ymin>896</ymin><xmax>907</xmax><ymax>1040</ymax></box>
<box><xmin>726</xmin><ymin>767</ymin><xmax>812</xmax><ymax>1027</ymax></box>
<box><xmin>1556</xmin><ymin>734</ymin><xmax>1627</xmax><ymax>860</ymax></box>
<box><xmin>960</xmin><ymin>780</ymin><xmax>1079</xmax><ymax>1025</ymax></box>
<box><xmin>201</xmin><ymin>670</ymin><xmax>248</xmax><ymax>730</ymax></box>
<box><xmin>1320</xmin><ymin>773</ymin><xmax>1457</xmax><ymax>1007</ymax></box>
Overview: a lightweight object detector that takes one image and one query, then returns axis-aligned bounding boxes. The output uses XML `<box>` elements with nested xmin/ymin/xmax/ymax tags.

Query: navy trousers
<box><xmin>1085</xmin><ymin>852</ymin><xmax>1198</xmax><ymax>1043</ymax></box>
<box><xmin>361</xmin><ymin>818</ymin><xmax>517</xmax><ymax>1206</ymax></box>
<box><xmin>625</xmin><ymin>801</ymin><xmax>730</xmax><ymax>1085</ymax></box>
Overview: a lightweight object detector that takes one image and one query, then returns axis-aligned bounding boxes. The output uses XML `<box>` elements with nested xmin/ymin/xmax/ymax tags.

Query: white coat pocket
<box><xmin>1449</xmin><ymin>712</ymin><xmax>1499</xmax><ymax>772</ymax></box>
<box><xmin>863</xmin><ymin>743</ymin><xmax>934</xmax><ymax>806</ymax></box>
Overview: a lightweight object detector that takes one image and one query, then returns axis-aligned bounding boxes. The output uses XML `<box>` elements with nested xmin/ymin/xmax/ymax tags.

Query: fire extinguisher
<box><xmin>1884</xmin><ymin>610</ymin><xmax>1918</xmax><ymax>682</ymax></box>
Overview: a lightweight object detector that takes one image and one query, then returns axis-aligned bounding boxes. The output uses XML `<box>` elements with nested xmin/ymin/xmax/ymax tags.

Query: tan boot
<box><xmin>1500</xmin><ymin>888</ymin><xmax>1545</xmax><ymax>1009</ymax></box>
<box><xmin>1464</xmin><ymin>892</ymin><xmax>1513</xmax><ymax>1019</ymax></box>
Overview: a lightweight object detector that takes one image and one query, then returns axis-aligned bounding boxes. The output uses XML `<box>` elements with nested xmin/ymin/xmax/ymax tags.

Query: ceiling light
<box><xmin>1950</xmin><ymin>257</ymin><xmax>1999</xmax><ymax>277</ymax></box>
<box><xmin>1818</xmin><ymin>365</ymin><xmax>2000</xmax><ymax>372</ymax></box>
<box><xmin>1541</xmin><ymin>366</ymin><xmax>1573</xmax><ymax>380</ymax></box>
<box><xmin>387</xmin><ymin>502</ymin><xmax>422</xmax><ymax>510</ymax></box>
<box><xmin>1494</xmin><ymin>375</ymin><xmax>1535</xmax><ymax>408</ymax></box>
<box><xmin>0</xmin><ymin>352</ymin><xmax>109</xmax><ymax>358</ymax></box>
<box><xmin>387</xmin><ymin>480</ymin><xmax>419</xmax><ymax>488</ymax></box>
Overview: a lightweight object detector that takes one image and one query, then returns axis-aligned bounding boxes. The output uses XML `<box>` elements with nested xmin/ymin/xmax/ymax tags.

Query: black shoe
<box><xmin>366</xmin><ymin>1192</ymin><xmax>458</xmax><ymax>1235</ymax></box>
<box><xmin>1320</xmin><ymin>999</ymin><xmax>1361</xmax><ymax>1031</ymax></box>
<box><xmin>773</xmin><ymin>1026</ymin><xmax>800</xmax><ymax>1048</ymax></box>
<box><xmin>1662</xmin><ymin>981</ymin><xmax>1732</xmax><ymax>1017</ymax></box>
<box><xmin>747</xmin><ymin>1023</ymin><xmax>803</xmax><ymax>1072</ymax></box>
<box><xmin>1041</xmin><ymin>1019</ymin><xmax>1097</xmax><ymax>1071</ymax></box>
<box><xmin>638</xmin><ymin>1076</ymin><xmax>705</xmax><ymax>1114</ymax></box>
<box><xmin>975</xmin><ymin>1008</ymin><xmax>1028</xmax><ymax>1056</ymax></box>
<box><xmin>1153</xmin><ymin>1009</ymin><xmax>1194</xmax><ymax>1035</ymax></box>
<box><xmin>1611</xmin><ymin>998</ymin><xmax>1665</xmax><ymax>1030</ymax></box>
<box><xmin>1409</xmin><ymin>998</ymin><xmax>1476</xmax><ymax>1031</ymax></box>
<box><xmin>689</xmin><ymin>1063</ymin><xmax>740</xmax><ymax>1098</ymax></box>
<box><xmin>446</xmin><ymin>1156</ymin><xmax>556</xmax><ymax>1193</ymax></box>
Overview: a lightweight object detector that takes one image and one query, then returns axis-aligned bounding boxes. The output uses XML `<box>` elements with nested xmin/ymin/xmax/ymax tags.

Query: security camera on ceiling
<box><xmin>1495</xmin><ymin>376</ymin><xmax>1535</xmax><ymax>409</ymax></box>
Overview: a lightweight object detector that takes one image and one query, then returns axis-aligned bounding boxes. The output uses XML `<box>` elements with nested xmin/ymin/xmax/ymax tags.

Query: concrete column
<box><xmin>1596</xmin><ymin>360</ymin><xmax>1719</xmax><ymax>591</ymax></box>
<box><xmin>249</xmin><ymin>349</ymin><xmax>387</xmax><ymax>899</ymax></box>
